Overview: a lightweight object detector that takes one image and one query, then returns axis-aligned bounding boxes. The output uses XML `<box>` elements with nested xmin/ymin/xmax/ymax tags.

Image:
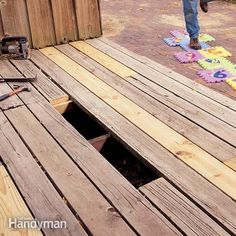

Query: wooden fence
<box><xmin>0</xmin><ymin>0</ymin><xmax>102</xmax><ymax>48</ymax></box>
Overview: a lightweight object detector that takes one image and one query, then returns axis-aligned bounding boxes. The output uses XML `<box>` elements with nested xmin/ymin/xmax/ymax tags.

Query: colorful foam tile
<box><xmin>164</xmin><ymin>37</ymin><xmax>183</xmax><ymax>47</ymax></box>
<box><xmin>197</xmin><ymin>57</ymin><xmax>234</xmax><ymax>70</ymax></box>
<box><xmin>197</xmin><ymin>68</ymin><xmax>232</xmax><ymax>83</ymax></box>
<box><xmin>180</xmin><ymin>41</ymin><xmax>210</xmax><ymax>51</ymax></box>
<box><xmin>175</xmin><ymin>51</ymin><xmax>204</xmax><ymax>63</ymax></box>
<box><xmin>170</xmin><ymin>29</ymin><xmax>188</xmax><ymax>38</ymax></box>
<box><xmin>199</xmin><ymin>46</ymin><xmax>232</xmax><ymax>59</ymax></box>
<box><xmin>199</xmin><ymin>33</ymin><xmax>215</xmax><ymax>42</ymax></box>
<box><xmin>226</xmin><ymin>77</ymin><xmax>236</xmax><ymax>90</ymax></box>
<box><xmin>228</xmin><ymin>64</ymin><xmax>236</xmax><ymax>75</ymax></box>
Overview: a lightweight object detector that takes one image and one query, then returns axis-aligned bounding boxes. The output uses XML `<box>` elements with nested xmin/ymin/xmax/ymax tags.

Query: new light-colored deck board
<box><xmin>56</xmin><ymin>44</ymin><xmax>236</xmax><ymax>162</ymax></box>
<box><xmin>31</xmin><ymin>49</ymin><xmax>236</xmax><ymax>234</ymax></box>
<box><xmin>139</xmin><ymin>178</ymin><xmax>229</xmax><ymax>236</ymax></box>
<box><xmin>224</xmin><ymin>158</ymin><xmax>236</xmax><ymax>172</ymax></box>
<box><xmin>70</xmin><ymin>41</ymin><xmax>136</xmax><ymax>78</ymax></box>
<box><xmin>40</xmin><ymin>46</ymin><xmax>236</xmax><ymax>200</ymax></box>
<box><xmin>11</xmin><ymin>59</ymin><xmax>69</xmax><ymax>105</ymax></box>
<box><xmin>0</xmin><ymin>164</ymin><xmax>42</xmax><ymax>236</ymax></box>
<box><xmin>87</xmin><ymin>39</ymin><xmax>236</xmax><ymax>127</ymax></box>
<box><xmin>99</xmin><ymin>37</ymin><xmax>236</xmax><ymax>112</ymax></box>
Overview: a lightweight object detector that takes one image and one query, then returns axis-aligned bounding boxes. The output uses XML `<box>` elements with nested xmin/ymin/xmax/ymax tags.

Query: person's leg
<box><xmin>183</xmin><ymin>0</ymin><xmax>200</xmax><ymax>37</ymax></box>
<box><xmin>183</xmin><ymin>0</ymin><xmax>201</xmax><ymax>49</ymax></box>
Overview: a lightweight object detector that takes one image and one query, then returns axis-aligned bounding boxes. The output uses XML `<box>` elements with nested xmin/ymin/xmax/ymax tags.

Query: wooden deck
<box><xmin>0</xmin><ymin>38</ymin><xmax>235</xmax><ymax>236</ymax></box>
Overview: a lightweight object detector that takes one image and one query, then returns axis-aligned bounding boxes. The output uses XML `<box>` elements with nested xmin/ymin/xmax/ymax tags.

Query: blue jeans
<box><xmin>183</xmin><ymin>0</ymin><xmax>214</xmax><ymax>39</ymax></box>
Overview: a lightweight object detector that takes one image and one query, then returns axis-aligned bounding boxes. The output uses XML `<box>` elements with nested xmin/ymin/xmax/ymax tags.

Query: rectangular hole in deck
<box><xmin>62</xmin><ymin>102</ymin><xmax>159</xmax><ymax>188</ymax></box>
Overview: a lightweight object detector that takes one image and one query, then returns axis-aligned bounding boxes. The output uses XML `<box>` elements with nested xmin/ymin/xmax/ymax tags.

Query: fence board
<box><xmin>0</xmin><ymin>0</ymin><xmax>101</xmax><ymax>48</ymax></box>
<box><xmin>51</xmin><ymin>0</ymin><xmax>78</xmax><ymax>44</ymax></box>
<box><xmin>26</xmin><ymin>0</ymin><xmax>56</xmax><ymax>48</ymax></box>
<box><xmin>75</xmin><ymin>0</ymin><xmax>101</xmax><ymax>39</ymax></box>
<box><xmin>0</xmin><ymin>0</ymin><xmax>32</xmax><ymax>46</ymax></box>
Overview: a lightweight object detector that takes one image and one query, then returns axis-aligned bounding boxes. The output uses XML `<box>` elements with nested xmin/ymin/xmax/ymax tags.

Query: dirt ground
<box><xmin>100</xmin><ymin>0</ymin><xmax>236</xmax><ymax>100</ymax></box>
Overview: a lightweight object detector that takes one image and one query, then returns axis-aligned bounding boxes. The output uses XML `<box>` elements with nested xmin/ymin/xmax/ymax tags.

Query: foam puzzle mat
<box><xmin>197</xmin><ymin>68</ymin><xmax>232</xmax><ymax>83</ymax></box>
<box><xmin>163</xmin><ymin>29</ymin><xmax>236</xmax><ymax>90</ymax></box>
<box><xmin>199</xmin><ymin>47</ymin><xmax>232</xmax><ymax>59</ymax></box>
<box><xmin>197</xmin><ymin>57</ymin><xmax>234</xmax><ymax>70</ymax></box>
<box><xmin>226</xmin><ymin>78</ymin><xmax>236</xmax><ymax>89</ymax></box>
<box><xmin>175</xmin><ymin>51</ymin><xmax>203</xmax><ymax>63</ymax></box>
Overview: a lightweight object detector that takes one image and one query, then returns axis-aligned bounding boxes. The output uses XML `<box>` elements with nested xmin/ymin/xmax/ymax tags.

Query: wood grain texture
<box><xmin>70</xmin><ymin>41</ymin><xmax>136</xmax><ymax>77</ymax></box>
<box><xmin>11</xmin><ymin>59</ymin><xmax>69</xmax><ymax>105</ymax></box>
<box><xmin>139</xmin><ymin>178</ymin><xmax>229</xmax><ymax>236</ymax></box>
<box><xmin>224</xmin><ymin>157</ymin><xmax>236</xmax><ymax>171</ymax></box>
<box><xmin>26</xmin><ymin>0</ymin><xmax>56</xmax><ymax>48</ymax></box>
<box><xmin>75</xmin><ymin>0</ymin><xmax>101</xmax><ymax>39</ymax></box>
<box><xmin>0</xmin><ymin>165</ymin><xmax>42</xmax><ymax>236</ymax></box>
<box><xmin>5</xmin><ymin>106</ymin><xmax>135</xmax><ymax>236</ymax></box>
<box><xmin>30</xmin><ymin>50</ymin><xmax>236</xmax><ymax>234</ymax></box>
<box><xmin>53</xmin><ymin>100</ymin><xmax>73</xmax><ymax>114</ymax></box>
<box><xmin>99</xmin><ymin>37</ymin><xmax>236</xmax><ymax>112</ymax></box>
<box><xmin>0</xmin><ymin>111</ymin><xmax>88</xmax><ymax>236</ymax></box>
<box><xmin>41</xmin><ymin>46</ymin><xmax>236</xmax><ymax>200</ymax></box>
<box><xmin>0</xmin><ymin>0</ymin><xmax>32</xmax><ymax>46</ymax></box>
<box><xmin>51</xmin><ymin>0</ymin><xmax>78</xmax><ymax>44</ymax></box>
<box><xmin>56</xmin><ymin>44</ymin><xmax>236</xmax><ymax>162</ymax></box>
<box><xmin>11</xmin><ymin>52</ymin><xmax>180</xmax><ymax>236</ymax></box>
<box><xmin>130</xmin><ymin>73</ymin><xmax>236</xmax><ymax>147</ymax></box>
<box><xmin>88</xmin><ymin>39</ymin><xmax>236</xmax><ymax>127</ymax></box>
<box><xmin>69</xmin><ymin>40</ymin><xmax>236</xmax><ymax>148</ymax></box>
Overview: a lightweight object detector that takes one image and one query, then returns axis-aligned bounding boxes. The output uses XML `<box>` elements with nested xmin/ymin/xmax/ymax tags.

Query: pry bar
<box><xmin>0</xmin><ymin>75</ymin><xmax>37</xmax><ymax>83</ymax></box>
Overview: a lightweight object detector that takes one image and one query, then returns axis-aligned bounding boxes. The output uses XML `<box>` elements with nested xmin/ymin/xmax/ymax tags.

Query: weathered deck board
<box><xmin>0</xmin><ymin>111</ymin><xmax>88</xmax><ymax>236</ymax></box>
<box><xmin>11</xmin><ymin>59</ymin><xmax>69</xmax><ymax>105</ymax></box>
<box><xmin>139</xmin><ymin>178</ymin><xmax>229</xmax><ymax>236</ymax></box>
<box><xmin>86</xmin><ymin>39</ymin><xmax>236</xmax><ymax>127</ymax></box>
<box><xmin>99</xmin><ymin>37</ymin><xmax>236</xmax><ymax>112</ymax></box>
<box><xmin>0</xmin><ymin>163</ymin><xmax>43</xmax><ymax>236</ymax></box>
<box><xmin>5</xmin><ymin>106</ymin><xmax>136</xmax><ymax>236</ymax></box>
<box><xmin>30</xmin><ymin>49</ymin><xmax>236</xmax><ymax>234</ymax></box>
<box><xmin>55</xmin><ymin>44</ymin><xmax>236</xmax><ymax>162</ymax></box>
<box><xmin>40</xmin><ymin>47</ymin><xmax>236</xmax><ymax>200</ymax></box>
<box><xmin>8</xmin><ymin>55</ymin><xmax>181</xmax><ymax>236</ymax></box>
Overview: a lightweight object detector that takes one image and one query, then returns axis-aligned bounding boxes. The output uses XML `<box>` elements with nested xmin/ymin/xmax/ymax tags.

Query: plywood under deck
<box><xmin>0</xmin><ymin>38</ymin><xmax>235</xmax><ymax>235</ymax></box>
